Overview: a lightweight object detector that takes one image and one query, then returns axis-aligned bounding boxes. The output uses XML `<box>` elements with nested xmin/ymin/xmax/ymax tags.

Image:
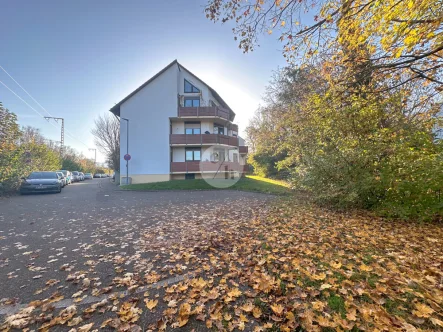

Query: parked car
<box><xmin>84</xmin><ymin>173</ymin><xmax>93</xmax><ymax>180</ymax></box>
<box><xmin>56</xmin><ymin>172</ymin><xmax>67</xmax><ymax>187</ymax></box>
<box><xmin>94</xmin><ymin>173</ymin><xmax>102</xmax><ymax>178</ymax></box>
<box><xmin>79</xmin><ymin>172</ymin><xmax>85</xmax><ymax>181</ymax></box>
<box><xmin>20</xmin><ymin>171</ymin><xmax>63</xmax><ymax>194</ymax></box>
<box><xmin>71</xmin><ymin>171</ymin><xmax>80</xmax><ymax>182</ymax></box>
<box><xmin>56</xmin><ymin>170</ymin><xmax>71</xmax><ymax>184</ymax></box>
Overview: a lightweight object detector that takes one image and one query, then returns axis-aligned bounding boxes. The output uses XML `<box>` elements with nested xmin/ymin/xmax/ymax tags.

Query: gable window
<box><xmin>184</xmin><ymin>97</ymin><xmax>200</xmax><ymax>107</ymax></box>
<box><xmin>186</xmin><ymin>148</ymin><xmax>201</xmax><ymax>161</ymax></box>
<box><xmin>184</xmin><ymin>79</ymin><xmax>200</xmax><ymax>93</ymax></box>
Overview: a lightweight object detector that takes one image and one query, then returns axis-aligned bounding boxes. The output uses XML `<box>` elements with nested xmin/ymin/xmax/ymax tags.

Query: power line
<box><xmin>0</xmin><ymin>66</ymin><xmax>90</xmax><ymax>149</ymax></box>
<box><xmin>0</xmin><ymin>65</ymin><xmax>53</xmax><ymax>117</ymax></box>
<box><xmin>0</xmin><ymin>79</ymin><xmax>55</xmax><ymax>126</ymax></box>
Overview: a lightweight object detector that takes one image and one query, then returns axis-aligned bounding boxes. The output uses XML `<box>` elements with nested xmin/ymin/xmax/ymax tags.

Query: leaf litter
<box><xmin>1</xmin><ymin>197</ymin><xmax>442</xmax><ymax>331</ymax></box>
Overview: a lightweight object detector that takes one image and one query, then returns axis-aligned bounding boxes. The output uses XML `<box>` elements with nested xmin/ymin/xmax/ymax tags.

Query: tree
<box><xmin>245</xmin><ymin>66</ymin><xmax>326</xmax><ymax>178</ymax></box>
<box><xmin>19</xmin><ymin>126</ymin><xmax>45</xmax><ymax>145</ymax></box>
<box><xmin>91</xmin><ymin>114</ymin><xmax>120</xmax><ymax>172</ymax></box>
<box><xmin>0</xmin><ymin>103</ymin><xmax>22</xmax><ymax>192</ymax></box>
<box><xmin>205</xmin><ymin>0</ymin><xmax>443</xmax><ymax>91</ymax></box>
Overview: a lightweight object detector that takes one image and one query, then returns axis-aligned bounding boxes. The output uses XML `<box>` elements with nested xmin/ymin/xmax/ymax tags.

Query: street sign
<box><xmin>124</xmin><ymin>154</ymin><xmax>131</xmax><ymax>161</ymax></box>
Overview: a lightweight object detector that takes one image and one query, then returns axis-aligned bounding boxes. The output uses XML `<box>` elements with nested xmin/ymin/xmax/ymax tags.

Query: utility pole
<box><xmin>44</xmin><ymin>117</ymin><xmax>64</xmax><ymax>155</ymax></box>
<box><xmin>89</xmin><ymin>148</ymin><xmax>97</xmax><ymax>166</ymax></box>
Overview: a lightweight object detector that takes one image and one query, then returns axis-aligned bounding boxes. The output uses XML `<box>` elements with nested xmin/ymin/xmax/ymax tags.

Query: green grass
<box><xmin>121</xmin><ymin>175</ymin><xmax>291</xmax><ymax>195</ymax></box>
<box><xmin>327</xmin><ymin>294</ymin><xmax>346</xmax><ymax>318</ymax></box>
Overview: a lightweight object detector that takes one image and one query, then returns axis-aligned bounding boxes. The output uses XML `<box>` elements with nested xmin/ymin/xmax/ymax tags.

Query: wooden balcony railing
<box><xmin>170</xmin><ymin>134</ymin><xmax>239</xmax><ymax>147</ymax></box>
<box><xmin>178</xmin><ymin>106</ymin><xmax>231</xmax><ymax>121</ymax></box>
<box><xmin>239</xmin><ymin>146</ymin><xmax>248</xmax><ymax>154</ymax></box>
<box><xmin>171</xmin><ymin>161</ymin><xmax>247</xmax><ymax>173</ymax></box>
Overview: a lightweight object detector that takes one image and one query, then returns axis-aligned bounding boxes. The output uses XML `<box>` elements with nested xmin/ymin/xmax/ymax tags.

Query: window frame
<box><xmin>214</xmin><ymin>123</ymin><xmax>224</xmax><ymax>135</ymax></box>
<box><xmin>184</xmin><ymin>79</ymin><xmax>200</xmax><ymax>93</ymax></box>
<box><xmin>185</xmin><ymin>147</ymin><xmax>201</xmax><ymax>161</ymax></box>
<box><xmin>184</xmin><ymin>97</ymin><xmax>200</xmax><ymax>107</ymax></box>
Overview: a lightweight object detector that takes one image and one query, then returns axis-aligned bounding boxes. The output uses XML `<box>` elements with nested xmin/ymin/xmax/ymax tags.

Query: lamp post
<box><xmin>121</xmin><ymin>117</ymin><xmax>129</xmax><ymax>185</ymax></box>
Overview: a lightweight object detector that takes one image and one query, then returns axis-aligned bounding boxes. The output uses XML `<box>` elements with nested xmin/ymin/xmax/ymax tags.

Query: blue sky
<box><xmin>0</xmin><ymin>0</ymin><xmax>287</xmax><ymax>162</ymax></box>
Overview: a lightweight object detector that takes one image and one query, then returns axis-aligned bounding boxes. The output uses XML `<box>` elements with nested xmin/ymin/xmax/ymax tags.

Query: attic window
<box><xmin>184</xmin><ymin>79</ymin><xmax>200</xmax><ymax>93</ymax></box>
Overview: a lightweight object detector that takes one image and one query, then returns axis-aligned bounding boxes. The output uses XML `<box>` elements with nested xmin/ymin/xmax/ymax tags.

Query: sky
<box><xmin>0</xmin><ymin>0</ymin><xmax>288</xmax><ymax>163</ymax></box>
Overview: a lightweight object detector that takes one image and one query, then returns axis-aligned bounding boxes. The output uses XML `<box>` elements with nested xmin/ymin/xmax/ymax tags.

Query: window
<box><xmin>184</xmin><ymin>79</ymin><xmax>200</xmax><ymax>93</ymax></box>
<box><xmin>185</xmin><ymin>128</ymin><xmax>201</xmax><ymax>134</ymax></box>
<box><xmin>214</xmin><ymin>124</ymin><xmax>224</xmax><ymax>135</ymax></box>
<box><xmin>185</xmin><ymin>122</ymin><xmax>201</xmax><ymax>134</ymax></box>
<box><xmin>184</xmin><ymin>98</ymin><xmax>200</xmax><ymax>107</ymax></box>
<box><xmin>186</xmin><ymin>148</ymin><xmax>201</xmax><ymax>161</ymax></box>
<box><xmin>233</xmin><ymin>153</ymin><xmax>238</xmax><ymax>163</ymax></box>
<box><xmin>185</xmin><ymin>173</ymin><xmax>195</xmax><ymax>180</ymax></box>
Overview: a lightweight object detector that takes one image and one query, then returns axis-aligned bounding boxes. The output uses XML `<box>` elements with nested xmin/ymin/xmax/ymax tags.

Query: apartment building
<box><xmin>109</xmin><ymin>60</ymin><xmax>248</xmax><ymax>184</ymax></box>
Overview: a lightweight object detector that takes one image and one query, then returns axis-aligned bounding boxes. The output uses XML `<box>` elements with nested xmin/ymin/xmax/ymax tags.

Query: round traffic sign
<box><xmin>124</xmin><ymin>154</ymin><xmax>131</xmax><ymax>161</ymax></box>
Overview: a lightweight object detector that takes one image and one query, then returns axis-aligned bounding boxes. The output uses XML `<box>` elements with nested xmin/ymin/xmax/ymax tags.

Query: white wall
<box><xmin>120</xmin><ymin>64</ymin><xmax>178</xmax><ymax>176</ymax></box>
<box><xmin>172</xmin><ymin>122</ymin><xmax>184</xmax><ymax>134</ymax></box>
<box><xmin>172</xmin><ymin>147</ymin><xmax>185</xmax><ymax>162</ymax></box>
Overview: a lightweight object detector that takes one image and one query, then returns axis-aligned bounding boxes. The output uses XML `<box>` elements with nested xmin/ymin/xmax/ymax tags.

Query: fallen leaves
<box><xmin>412</xmin><ymin>302</ymin><xmax>434</xmax><ymax>318</ymax></box>
<box><xmin>144</xmin><ymin>299</ymin><xmax>158</xmax><ymax>310</ymax></box>
<box><xmin>2</xmin><ymin>196</ymin><xmax>442</xmax><ymax>331</ymax></box>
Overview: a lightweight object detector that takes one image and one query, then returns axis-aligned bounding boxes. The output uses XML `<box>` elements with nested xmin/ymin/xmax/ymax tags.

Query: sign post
<box><xmin>124</xmin><ymin>153</ymin><xmax>131</xmax><ymax>184</ymax></box>
<box><xmin>121</xmin><ymin>117</ymin><xmax>130</xmax><ymax>185</ymax></box>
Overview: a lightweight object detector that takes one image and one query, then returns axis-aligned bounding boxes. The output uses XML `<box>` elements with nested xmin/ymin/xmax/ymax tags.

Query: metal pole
<box><xmin>44</xmin><ymin>116</ymin><xmax>64</xmax><ymax>156</ymax></box>
<box><xmin>126</xmin><ymin>120</ymin><xmax>129</xmax><ymax>185</ymax></box>
<box><xmin>121</xmin><ymin>118</ymin><xmax>129</xmax><ymax>185</ymax></box>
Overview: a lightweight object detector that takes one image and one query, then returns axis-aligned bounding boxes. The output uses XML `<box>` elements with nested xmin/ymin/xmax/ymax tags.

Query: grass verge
<box><xmin>120</xmin><ymin>175</ymin><xmax>291</xmax><ymax>195</ymax></box>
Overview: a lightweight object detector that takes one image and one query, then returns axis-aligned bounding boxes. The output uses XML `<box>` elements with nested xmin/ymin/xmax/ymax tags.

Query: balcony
<box><xmin>170</xmin><ymin>134</ymin><xmax>238</xmax><ymax>147</ymax></box>
<box><xmin>178</xmin><ymin>106</ymin><xmax>231</xmax><ymax>121</ymax></box>
<box><xmin>171</xmin><ymin>161</ymin><xmax>246</xmax><ymax>173</ymax></box>
<box><xmin>239</xmin><ymin>146</ymin><xmax>248</xmax><ymax>154</ymax></box>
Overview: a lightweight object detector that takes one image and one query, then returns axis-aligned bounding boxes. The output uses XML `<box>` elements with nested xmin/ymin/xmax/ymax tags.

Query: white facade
<box><xmin>110</xmin><ymin>60</ymin><xmax>247</xmax><ymax>184</ymax></box>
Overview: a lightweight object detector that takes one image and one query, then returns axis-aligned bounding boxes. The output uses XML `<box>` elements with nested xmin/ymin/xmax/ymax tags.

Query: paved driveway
<box><xmin>0</xmin><ymin>178</ymin><xmax>271</xmax><ymax>329</ymax></box>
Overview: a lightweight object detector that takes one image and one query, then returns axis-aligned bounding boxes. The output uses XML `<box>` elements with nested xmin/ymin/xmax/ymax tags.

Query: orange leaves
<box><xmin>227</xmin><ymin>287</ymin><xmax>242</xmax><ymax>298</ymax></box>
<box><xmin>359</xmin><ymin>264</ymin><xmax>373</xmax><ymax>272</ymax></box>
<box><xmin>412</xmin><ymin>303</ymin><xmax>434</xmax><ymax>318</ymax></box>
<box><xmin>270</xmin><ymin>303</ymin><xmax>284</xmax><ymax>315</ymax></box>
<box><xmin>118</xmin><ymin>301</ymin><xmax>142</xmax><ymax>323</ymax></box>
<box><xmin>252</xmin><ymin>306</ymin><xmax>262</xmax><ymax>318</ymax></box>
<box><xmin>144</xmin><ymin>299</ymin><xmax>158</xmax><ymax>311</ymax></box>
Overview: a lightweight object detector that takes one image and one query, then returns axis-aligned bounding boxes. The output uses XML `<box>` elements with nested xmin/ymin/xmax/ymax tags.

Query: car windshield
<box><xmin>72</xmin><ymin>171</ymin><xmax>79</xmax><ymax>175</ymax></box>
<box><xmin>85</xmin><ymin>173</ymin><xmax>91</xmax><ymax>175</ymax></box>
<box><xmin>27</xmin><ymin>172</ymin><xmax>58</xmax><ymax>179</ymax></box>
<box><xmin>56</xmin><ymin>170</ymin><xmax>67</xmax><ymax>175</ymax></box>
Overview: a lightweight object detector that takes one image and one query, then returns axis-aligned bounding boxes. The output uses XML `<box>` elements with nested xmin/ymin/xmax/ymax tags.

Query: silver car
<box><xmin>56</xmin><ymin>172</ymin><xmax>67</xmax><ymax>187</ymax></box>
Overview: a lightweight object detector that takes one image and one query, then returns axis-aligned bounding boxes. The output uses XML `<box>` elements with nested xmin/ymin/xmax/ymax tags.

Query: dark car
<box><xmin>20</xmin><ymin>171</ymin><xmax>63</xmax><ymax>194</ymax></box>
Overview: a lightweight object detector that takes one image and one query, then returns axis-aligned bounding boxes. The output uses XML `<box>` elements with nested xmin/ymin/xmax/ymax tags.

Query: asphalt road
<box><xmin>0</xmin><ymin>178</ymin><xmax>271</xmax><ymax>329</ymax></box>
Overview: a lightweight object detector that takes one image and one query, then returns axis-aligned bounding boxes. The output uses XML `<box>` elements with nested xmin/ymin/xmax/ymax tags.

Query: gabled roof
<box><xmin>109</xmin><ymin>60</ymin><xmax>235</xmax><ymax>118</ymax></box>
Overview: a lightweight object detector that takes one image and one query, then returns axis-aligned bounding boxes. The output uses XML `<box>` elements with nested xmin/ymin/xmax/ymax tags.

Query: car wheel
<box><xmin>58</xmin><ymin>185</ymin><xmax>62</xmax><ymax>193</ymax></box>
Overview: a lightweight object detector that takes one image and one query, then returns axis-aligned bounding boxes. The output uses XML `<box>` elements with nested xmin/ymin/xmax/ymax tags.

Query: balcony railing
<box><xmin>239</xmin><ymin>146</ymin><xmax>248</xmax><ymax>154</ymax></box>
<box><xmin>170</xmin><ymin>134</ymin><xmax>238</xmax><ymax>147</ymax></box>
<box><xmin>171</xmin><ymin>161</ymin><xmax>246</xmax><ymax>173</ymax></box>
<box><xmin>178</xmin><ymin>106</ymin><xmax>231</xmax><ymax>121</ymax></box>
